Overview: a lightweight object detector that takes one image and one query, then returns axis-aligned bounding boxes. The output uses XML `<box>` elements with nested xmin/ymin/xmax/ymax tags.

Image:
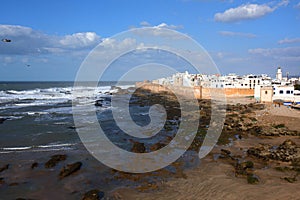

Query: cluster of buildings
<box><xmin>152</xmin><ymin>67</ymin><xmax>300</xmax><ymax>103</ymax></box>
<box><xmin>256</xmin><ymin>67</ymin><xmax>300</xmax><ymax>103</ymax></box>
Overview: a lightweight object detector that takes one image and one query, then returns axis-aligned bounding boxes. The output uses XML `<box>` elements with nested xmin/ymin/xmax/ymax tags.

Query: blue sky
<box><xmin>0</xmin><ymin>0</ymin><xmax>299</xmax><ymax>81</ymax></box>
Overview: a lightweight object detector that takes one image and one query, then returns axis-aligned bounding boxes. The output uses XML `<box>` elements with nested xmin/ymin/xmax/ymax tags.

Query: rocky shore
<box><xmin>1</xmin><ymin>86</ymin><xmax>300</xmax><ymax>199</ymax></box>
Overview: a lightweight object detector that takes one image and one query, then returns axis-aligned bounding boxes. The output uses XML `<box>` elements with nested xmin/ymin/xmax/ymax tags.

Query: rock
<box><xmin>81</xmin><ymin>189</ymin><xmax>104</xmax><ymax>200</ymax></box>
<box><xmin>0</xmin><ymin>164</ymin><xmax>9</xmax><ymax>173</ymax></box>
<box><xmin>0</xmin><ymin>177</ymin><xmax>5</xmax><ymax>185</ymax></box>
<box><xmin>15</xmin><ymin>198</ymin><xmax>36</xmax><ymax>200</ymax></box>
<box><xmin>247</xmin><ymin>174</ymin><xmax>259</xmax><ymax>184</ymax></box>
<box><xmin>273</xmin><ymin>123</ymin><xmax>285</xmax><ymax>129</ymax></box>
<box><xmin>247</xmin><ymin>126</ymin><xmax>263</xmax><ymax>136</ymax></box>
<box><xmin>248</xmin><ymin>140</ymin><xmax>300</xmax><ymax>162</ymax></box>
<box><xmin>45</xmin><ymin>154</ymin><xmax>67</xmax><ymax>168</ymax></box>
<box><xmin>283</xmin><ymin>176</ymin><xmax>297</xmax><ymax>183</ymax></box>
<box><xmin>59</xmin><ymin>162</ymin><xmax>82</xmax><ymax>179</ymax></box>
<box><xmin>221</xmin><ymin>149</ymin><xmax>231</xmax><ymax>155</ymax></box>
<box><xmin>131</xmin><ymin>141</ymin><xmax>146</xmax><ymax>153</ymax></box>
<box><xmin>234</xmin><ymin>160</ymin><xmax>254</xmax><ymax>177</ymax></box>
<box><xmin>243</xmin><ymin>161</ymin><xmax>254</xmax><ymax>169</ymax></box>
<box><xmin>95</xmin><ymin>100</ymin><xmax>103</xmax><ymax>107</ymax></box>
<box><xmin>9</xmin><ymin>182</ymin><xmax>19</xmax><ymax>186</ymax></box>
<box><xmin>281</xmin><ymin>139</ymin><xmax>296</xmax><ymax>148</ymax></box>
<box><xmin>0</xmin><ymin>117</ymin><xmax>8</xmax><ymax>124</ymax></box>
<box><xmin>247</xmin><ymin>144</ymin><xmax>272</xmax><ymax>160</ymax></box>
<box><xmin>150</xmin><ymin>143</ymin><xmax>165</xmax><ymax>151</ymax></box>
<box><xmin>31</xmin><ymin>162</ymin><xmax>38</xmax><ymax>169</ymax></box>
<box><xmin>235</xmin><ymin>163</ymin><xmax>247</xmax><ymax>176</ymax></box>
<box><xmin>220</xmin><ymin>149</ymin><xmax>233</xmax><ymax>159</ymax></box>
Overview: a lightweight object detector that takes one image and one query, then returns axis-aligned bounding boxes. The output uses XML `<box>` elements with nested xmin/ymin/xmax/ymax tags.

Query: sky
<box><xmin>0</xmin><ymin>0</ymin><xmax>299</xmax><ymax>81</ymax></box>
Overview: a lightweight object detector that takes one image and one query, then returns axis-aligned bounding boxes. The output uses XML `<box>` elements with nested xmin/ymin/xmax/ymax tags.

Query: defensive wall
<box><xmin>135</xmin><ymin>82</ymin><xmax>254</xmax><ymax>99</ymax></box>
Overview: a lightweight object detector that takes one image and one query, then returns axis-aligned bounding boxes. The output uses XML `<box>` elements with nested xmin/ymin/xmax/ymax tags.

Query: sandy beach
<box><xmin>109</xmin><ymin>98</ymin><xmax>300</xmax><ymax>200</ymax></box>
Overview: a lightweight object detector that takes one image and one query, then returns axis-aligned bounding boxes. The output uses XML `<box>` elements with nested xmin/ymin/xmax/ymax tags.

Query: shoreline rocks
<box><xmin>0</xmin><ymin>164</ymin><xmax>9</xmax><ymax>173</ymax></box>
<box><xmin>45</xmin><ymin>154</ymin><xmax>67</xmax><ymax>168</ymax></box>
<box><xmin>0</xmin><ymin>117</ymin><xmax>8</xmax><ymax>124</ymax></box>
<box><xmin>247</xmin><ymin>139</ymin><xmax>300</xmax><ymax>162</ymax></box>
<box><xmin>81</xmin><ymin>189</ymin><xmax>104</xmax><ymax>200</ymax></box>
<box><xmin>59</xmin><ymin>161</ymin><xmax>82</xmax><ymax>179</ymax></box>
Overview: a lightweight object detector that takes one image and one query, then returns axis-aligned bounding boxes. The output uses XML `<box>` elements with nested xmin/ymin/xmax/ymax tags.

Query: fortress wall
<box><xmin>135</xmin><ymin>82</ymin><xmax>253</xmax><ymax>99</ymax></box>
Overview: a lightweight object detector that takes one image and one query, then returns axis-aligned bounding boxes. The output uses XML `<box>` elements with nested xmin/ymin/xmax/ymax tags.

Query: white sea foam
<box><xmin>0</xmin><ymin>143</ymin><xmax>77</xmax><ymax>153</ymax></box>
<box><xmin>0</xmin><ymin>85</ymin><xmax>124</xmax><ymax>111</ymax></box>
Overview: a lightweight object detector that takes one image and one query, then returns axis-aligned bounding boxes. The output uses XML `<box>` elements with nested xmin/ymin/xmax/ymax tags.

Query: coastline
<box><xmin>1</xmin><ymin>86</ymin><xmax>300</xmax><ymax>199</ymax></box>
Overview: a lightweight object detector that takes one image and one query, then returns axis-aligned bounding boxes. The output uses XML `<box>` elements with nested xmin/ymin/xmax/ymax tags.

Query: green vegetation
<box><xmin>295</xmin><ymin>84</ymin><xmax>300</xmax><ymax>90</ymax></box>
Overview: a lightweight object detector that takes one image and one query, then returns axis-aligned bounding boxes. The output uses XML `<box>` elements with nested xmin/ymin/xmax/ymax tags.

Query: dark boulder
<box><xmin>0</xmin><ymin>164</ymin><xmax>9</xmax><ymax>173</ymax></box>
<box><xmin>95</xmin><ymin>100</ymin><xmax>103</xmax><ymax>107</ymax></box>
<box><xmin>59</xmin><ymin>162</ymin><xmax>82</xmax><ymax>179</ymax></box>
<box><xmin>45</xmin><ymin>154</ymin><xmax>67</xmax><ymax>168</ymax></box>
<box><xmin>247</xmin><ymin>173</ymin><xmax>259</xmax><ymax>184</ymax></box>
<box><xmin>131</xmin><ymin>141</ymin><xmax>146</xmax><ymax>153</ymax></box>
<box><xmin>0</xmin><ymin>117</ymin><xmax>8</xmax><ymax>124</ymax></box>
<box><xmin>81</xmin><ymin>189</ymin><xmax>104</xmax><ymax>200</ymax></box>
<box><xmin>0</xmin><ymin>177</ymin><xmax>5</xmax><ymax>185</ymax></box>
<box><xmin>31</xmin><ymin>162</ymin><xmax>38</xmax><ymax>169</ymax></box>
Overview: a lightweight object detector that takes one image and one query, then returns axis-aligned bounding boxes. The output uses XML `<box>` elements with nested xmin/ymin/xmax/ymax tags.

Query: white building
<box><xmin>276</xmin><ymin>67</ymin><xmax>283</xmax><ymax>81</ymax></box>
<box><xmin>153</xmin><ymin>71</ymin><xmax>272</xmax><ymax>89</ymax></box>
<box><xmin>273</xmin><ymin>85</ymin><xmax>295</xmax><ymax>101</ymax></box>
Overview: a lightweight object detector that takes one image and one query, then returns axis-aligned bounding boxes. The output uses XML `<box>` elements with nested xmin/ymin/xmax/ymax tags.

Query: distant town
<box><xmin>151</xmin><ymin>67</ymin><xmax>300</xmax><ymax>104</ymax></box>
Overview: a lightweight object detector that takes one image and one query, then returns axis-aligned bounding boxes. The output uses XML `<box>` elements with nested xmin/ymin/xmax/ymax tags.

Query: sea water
<box><xmin>0</xmin><ymin>81</ymin><xmax>134</xmax><ymax>152</ymax></box>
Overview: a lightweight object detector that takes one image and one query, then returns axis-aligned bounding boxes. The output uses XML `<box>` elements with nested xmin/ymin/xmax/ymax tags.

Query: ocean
<box><xmin>0</xmin><ymin>81</ymin><xmax>134</xmax><ymax>152</ymax></box>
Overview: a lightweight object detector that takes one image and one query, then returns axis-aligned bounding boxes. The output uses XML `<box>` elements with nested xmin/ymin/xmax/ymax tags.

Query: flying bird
<box><xmin>1</xmin><ymin>39</ymin><xmax>11</xmax><ymax>42</ymax></box>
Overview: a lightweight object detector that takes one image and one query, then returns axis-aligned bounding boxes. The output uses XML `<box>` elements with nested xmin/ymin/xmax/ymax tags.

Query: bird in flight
<box><xmin>2</xmin><ymin>39</ymin><xmax>11</xmax><ymax>42</ymax></box>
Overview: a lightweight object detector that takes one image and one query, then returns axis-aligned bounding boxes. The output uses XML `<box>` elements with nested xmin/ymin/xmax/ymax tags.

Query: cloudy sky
<box><xmin>0</xmin><ymin>0</ymin><xmax>299</xmax><ymax>81</ymax></box>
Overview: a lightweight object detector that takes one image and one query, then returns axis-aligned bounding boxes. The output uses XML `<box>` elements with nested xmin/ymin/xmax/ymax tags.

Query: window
<box><xmin>286</xmin><ymin>90</ymin><xmax>290</xmax><ymax>94</ymax></box>
<box><xmin>273</xmin><ymin>92</ymin><xmax>275</xmax><ymax>95</ymax></box>
<box><xmin>279</xmin><ymin>90</ymin><xmax>284</xmax><ymax>94</ymax></box>
<box><xmin>291</xmin><ymin>91</ymin><xmax>294</xmax><ymax>94</ymax></box>
<box><xmin>265</xmin><ymin>91</ymin><xmax>268</xmax><ymax>95</ymax></box>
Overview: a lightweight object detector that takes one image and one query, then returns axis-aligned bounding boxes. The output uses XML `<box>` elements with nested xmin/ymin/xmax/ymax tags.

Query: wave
<box><xmin>0</xmin><ymin>143</ymin><xmax>77</xmax><ymax>154</ymax></box>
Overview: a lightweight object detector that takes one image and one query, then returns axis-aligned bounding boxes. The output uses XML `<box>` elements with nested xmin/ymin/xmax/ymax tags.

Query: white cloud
<box><xmin>214</xmin><ymin>1</ymin><xmax>289</xmax><ymax>22</ymax></box>
<box><xmin>278</xmin><ymin>37</ymin><xmax>300</xmax><ymax>44</ymax></box>
<box><xmin>0</xmin><ymin>24</ymin><xmax>101</xmax><ymax>55</ymax></box>
<box><xmin>132</xmin><ymin>22</ymin><xmax>185</xmax><ymax>39</ymax></box>
<box><xmin>152</xmin><ymin>23</ymin><xmax>184</xmax><ymax>30</ymax></box>
<box><xmin>139</xmin><ymin>22</ymin><xmax>183</xmax><ymax>30</ymax></box>
<box><xmin>59</xmin><ymin>32</ymin><xmax>101</xmax><ymax>49</ymax></box>
<box><xmin>248</xmin><ymin>46</ymin><xmax>300</xmax><ymax>58</ymax></box>
<box><xmin>218</xmin><ymin>31</ymin><xmax>257</xmax><ymax>38</ymax></box>
<box><xmin>140</xmin><ymin>21</ymin><xmax>151</xmax><ymax>27</ymax></box>
<box><xmin>3</xmin><ymin>56</ymin><xmax>13</xmax><ymax>63</ymax></box>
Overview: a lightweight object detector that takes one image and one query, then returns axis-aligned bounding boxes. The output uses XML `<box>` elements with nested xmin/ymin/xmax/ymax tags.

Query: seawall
<box><xmin>135</xmin><ymin>82</ymin><xmax>254</xmax><ymax>99</ymax></box>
